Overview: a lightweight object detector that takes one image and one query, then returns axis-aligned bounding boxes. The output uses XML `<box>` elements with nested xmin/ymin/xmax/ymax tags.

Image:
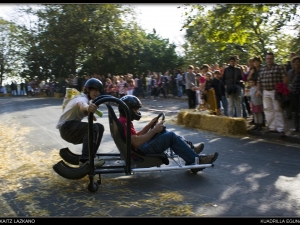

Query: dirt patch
<box><xmin>0</xmin><ymin>121</ymin><xmax>210</xmax><ymax>217</ymax></box>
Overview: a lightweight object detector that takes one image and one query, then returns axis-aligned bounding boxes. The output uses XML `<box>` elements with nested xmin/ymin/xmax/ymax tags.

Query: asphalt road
<box><xmin>0</xmin><ymin>96</ymin><xmax>300</xmax><ymax>218</ymax></box>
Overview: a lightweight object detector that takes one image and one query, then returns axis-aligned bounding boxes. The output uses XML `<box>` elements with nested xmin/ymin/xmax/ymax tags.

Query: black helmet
<box><xmin>119</xmin><ymin>95</ymin><xmax>142</xmax><ymax>121</ymax></box>
<box><xmin>84</xmin><ymin>78</ymin><xmax>103</xmax><ymax>92</ymax></box>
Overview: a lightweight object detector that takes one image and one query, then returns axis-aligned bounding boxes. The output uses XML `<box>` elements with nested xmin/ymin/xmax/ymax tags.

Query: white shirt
<box><xmin>56</xmin><ymin>95</ymin><xmax>88</xmax><ymax>129</ymax></box>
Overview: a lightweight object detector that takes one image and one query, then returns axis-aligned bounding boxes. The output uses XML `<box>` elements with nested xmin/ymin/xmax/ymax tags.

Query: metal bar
<box><xmin>131</xmin><ymin>164</ymin><xmax>213</xmax><ymax>173</ymax></box>
<box><xmin>93</xmin><ymin>96</ymin><xmax>132</xmax><ymax>175</ymax></box>
<box><xmin>94</xmin><ymin>169</ymin><xmax>126</xmax><ymax>174</ymax></box>
<box><xmin>96</xmin><ymin>153</ymin><xmax>121</xmax><ymax>156</ymax></box>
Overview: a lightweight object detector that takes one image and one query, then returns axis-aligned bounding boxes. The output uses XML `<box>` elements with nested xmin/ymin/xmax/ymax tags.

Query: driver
<box><xmin>118</xmin><ymin>95</ymin><xmax>218</xmax><ymax>166</ymax></box>
<box><xmin>56</xmin><ymin>78</ymin><xmax>105</xmax><ymax>167</ymax></box>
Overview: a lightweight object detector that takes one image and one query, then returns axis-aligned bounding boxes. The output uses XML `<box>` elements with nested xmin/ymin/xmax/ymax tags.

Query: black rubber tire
<box><xmin>53</xmin><ymin>160</ymin><xmax>89</xmax><ymax>180</ymax></box>
<box><xmin>190</xmin><ymin>169</ymin><xmax>198</xmax><ymax>174</ymax></box>
<box><xmin>190</xmin><ymin>168</ymin><xmax>204</xmax><ymax>174</ymax></box>
<box><xmin>59</xmin><ymin>148</ymin><xmax>80</xmax><ymax>165</ymax></box>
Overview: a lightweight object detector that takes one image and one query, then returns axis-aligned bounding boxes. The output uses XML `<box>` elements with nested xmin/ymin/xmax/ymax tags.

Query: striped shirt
<box><xmin>257</xmin><ymin>64</ymin><xmax>287</xmax><ymax>90</ymax></box>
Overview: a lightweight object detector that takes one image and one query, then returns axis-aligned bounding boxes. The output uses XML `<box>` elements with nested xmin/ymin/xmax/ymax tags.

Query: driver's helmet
<box><xmin>119</xmin><ymin>95</ymin><xmax>142</xmax><ymax>121</ymax></box>
<box><xmin>83</xmin><ymin>78</ymin><xmax>103</xmax><ymax>93</ymax></box>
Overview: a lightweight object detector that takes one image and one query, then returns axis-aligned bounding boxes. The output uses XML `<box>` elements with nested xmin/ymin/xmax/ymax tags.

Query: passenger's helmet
<box><xmin>84</xmin><ymin>78</ymin><xmax>103</xmax><ymax>93</ymax></box>
<box><xmin>119</xmin><ymin>95</ymin><xmax>142</xmax><ymax>121</ymax></box>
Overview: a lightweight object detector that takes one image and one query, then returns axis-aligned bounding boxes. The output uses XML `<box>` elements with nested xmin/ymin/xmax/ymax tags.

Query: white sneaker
<box><xmin>94</xmin><ymin>158</ymin><xmax>105</xmax><ymax>168</ymax></box>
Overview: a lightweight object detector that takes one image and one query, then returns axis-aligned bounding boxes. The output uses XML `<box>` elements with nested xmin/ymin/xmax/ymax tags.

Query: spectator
<box><xmin>112</xmin><ymin>75</ymin><xmax>119</xmax><ymax>98</ymax></box>
<box><xmin>248</xmin><ymin>56</ymin><xmax>265</xmax><ymax>124</ymax></box>
<box><xmin>20</xmin><ymin>80</ymin><xmax>25</xmax><ymax>95</ymax></box>
<box><xmin>285</xmin><ymin>53</ymin><xmax>298</xmax><ymax>120</ymax></box>
<box><xmin>133</xmin><ymin>74</ymin><xmax>145</xmax><ymax>98</ymax></box>
<box><xmin>249</xmin><ymin>78</ymin><xmax>263</xmax><ymax>131</ymax></box>
<box><xmin>11</xmin><ymin>81</ymin><xmax>17</xmax><ymax>96</ymax></box>
<box><xmin>44</xmin><ymin>81</ymin><xmax>51</xmax><ymax>97</ymax></box>
<box><xmin>157</xmin><ymin>73</ymin><xmax>166</xmax><ymax>98</ymax></box>
<box><xmin>193</xmin><ymin>73</ymin><xmax>204</xmax><ymax>110</ymax></box>
<box><xmin>145</xmin><ymin>71</ymin><xmax>152</xmax><ymax>99</ymax></box>
<box><xmin>285</xmin><ymin>52</ymin><xmax>297</xmax><ymax>73</ymax></box>
<box><xmin>256</xmin><ymin>52</ymin><xmax>287</xmax><ymax>137</ymax></box>
<box><xmin>185</xmin><ymin>65</ymin><xmax>197</xmax><ymax>109</ymax></box>
<box><xmin>151</xmin><ymin>72</ymin><xmax>159</xmax><ymax>100</ymax></box>
<box><xmin>126</xmin><ymin>78</ymin><xmax>135</xmax><ymax>96</ymax></box>
<box><xmin>222</xmin><ymin>56</ymin><xmax>243</xmax><ymax>117</ymax></box>
<box><xmin>287</xmin><ymin>56</ymin><xmax>300</xmax><ymax>132</ymax></box>
<box><xmin>0</xmin><ymin>85</ymin><xmax>4</xmax><ymax>93</ymax></box>
<box><xmin>242</xmin><ymin>59</ymin><xmax>253</xmax><ymax>118</ymax></box>
<box><xmin>168</xmin><ymin>72</ymin><xmax>175</xmax><ymax>97</ymax></box>
<box><xmin>220</xmin><ymin>63</ymin><xmax>227</xmax><ymax>76</ymax></box>
<box><xmin>24</xmin><ymin>79</ymin><xmax>28</xmax><ymax>96</ymax></box>
<box><xmin>176</xmin><ymin>69</ymin><xmax>183</xmax><ymax>97</ymax></box>
<box><xmin>118</xmin><ymin>76</ymin><xmax>127</xmax><ymax>98</ymax></box>
<box><xmin>105</xmin><ymin>78</ymin><xmax>114</xmax><ymax>96</ymax></box>
<box><xmin>201</xmin><ymin>72</ymin><xmax>214</xmax><ymax>110</ymax></box>
<box><xmin>211</xmin><ymin>70</ymin><xmax>227</xmax><ymax>116</ymax></box>
<box><xmin>163</xmin><ymin>71</ymin><xmax>170</xmax><ymax>95</ymax></box>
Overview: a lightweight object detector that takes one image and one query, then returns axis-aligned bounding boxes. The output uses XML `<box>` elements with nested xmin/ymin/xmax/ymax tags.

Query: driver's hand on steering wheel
<box><xmin>153</xmin><ymin>121</ymin><xmax>165</xmax><ymax>133</ymax></box>
<box><xmin>150</xmin><ymin>117</ymin><xmax>159</xmax><ymax>127</ymax></box>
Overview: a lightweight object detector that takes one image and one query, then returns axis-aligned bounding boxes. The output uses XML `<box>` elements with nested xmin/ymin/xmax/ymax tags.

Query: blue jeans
<box><xmin>177</xmin><ymin>85</ymin><xmax>182</xmax><ymax>97</ymax></box>
<box><xmin>221</xmin><ymin>96</ymin><xmax>228</xmax><ymax>116</ymax></box>
<box><xmin>138</xmin><ymin>130</ymin><xmax>199</xmax><ymax>165</ymax></box>
<box><xmin>228</xmin><ymin>92</ymin><xmax>241</xmax><ymax>117</ymax></box>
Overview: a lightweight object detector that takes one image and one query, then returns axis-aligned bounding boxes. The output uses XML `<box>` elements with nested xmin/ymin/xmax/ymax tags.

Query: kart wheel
<box><xmin>88</xmin><ymin>182</ymin><xmax>99</xmax><ymax>192</ymax></box>
<box><xmin>190</xmin><ymin>168</ymin><xmax>204</xmax><ymax>174</ymax></box>
<box><xmin>190</xmin><ymin>169</ymin><xmax>198</xmax><ymax>174</ymax></box>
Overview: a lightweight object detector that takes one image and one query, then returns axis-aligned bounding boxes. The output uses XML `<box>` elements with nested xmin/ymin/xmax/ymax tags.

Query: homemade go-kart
<box><xmin>53</xmin><ymin>95</ymin><xmax>215</xmax><ymax>192</ymax></box>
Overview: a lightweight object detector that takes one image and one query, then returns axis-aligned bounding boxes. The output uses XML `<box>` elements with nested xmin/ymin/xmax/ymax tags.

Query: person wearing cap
<box><xmin>56</xmin><ymin>78</ymin><xmax>105</xmax><ymax>167</ymax></box>
<box><xmin>185</xmin><ymin>65</ymin><xmax>197</xmax><ymax>109</ymax></box>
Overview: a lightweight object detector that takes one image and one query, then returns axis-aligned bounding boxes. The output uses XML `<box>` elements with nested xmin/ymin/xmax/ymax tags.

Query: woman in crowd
<box><xmin>288</xmin><ymin>56</ymin><xmax>300</xmax><ymax>132</ymax></box>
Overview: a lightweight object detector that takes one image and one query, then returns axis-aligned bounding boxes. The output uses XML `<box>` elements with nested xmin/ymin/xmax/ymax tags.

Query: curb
<box><xmin>247</xmin><ymin>130</ymin><xmax>300</xmax><ymax>145</ymax></box>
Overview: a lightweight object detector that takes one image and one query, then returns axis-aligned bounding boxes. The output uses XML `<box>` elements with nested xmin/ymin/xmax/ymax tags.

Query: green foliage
<box><xmin>182</xmin><ymin>4</ymin><xmax>300</xmax><ymax>65</ymax></box>
<box><xmin>2</xmin><ymin>4</ymin><xmax>183</xmax><ymax>82</ymax></box>
<box><xmin>0</xmin><ymin>18</ymin><xmax>28</xmax><ymax>85</ymax></box>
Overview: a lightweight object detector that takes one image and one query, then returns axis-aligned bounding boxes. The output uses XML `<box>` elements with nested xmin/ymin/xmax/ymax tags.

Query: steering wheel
<box><xmin>151</xmin><ymin>112</ymin><xmax>165</xmax><ymax>129</ymax></box>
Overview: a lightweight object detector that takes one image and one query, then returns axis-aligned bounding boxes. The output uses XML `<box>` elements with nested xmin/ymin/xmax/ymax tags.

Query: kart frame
<box><xmin>53</xmin><ymin>95</ymin><xmax>214</xmax><ymax>192</ymax></box>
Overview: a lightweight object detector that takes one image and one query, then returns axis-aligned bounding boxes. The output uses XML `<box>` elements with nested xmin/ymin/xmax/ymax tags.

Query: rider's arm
<box><xmin>136</xmin><ymin>117</ymin><xmax>158</xmax><ymax>136</ymax></box>
<box><xmin>77</xmin><ymin>100</ymin><xmax>97</xmax><ymax>114</ymax></box>
<box><xmin>131</xmin><ymin>121</ymin><xmax>164</xmax><ymax>149</ymax></box>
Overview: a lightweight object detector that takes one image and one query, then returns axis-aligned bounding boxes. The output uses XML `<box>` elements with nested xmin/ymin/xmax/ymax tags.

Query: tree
<box><xmin>2</xmin><ymin>4</ymin><xmax>185</xmax><ymax>83</ymax></box>
<box><xmin>181</xmin><ymin>4</ymin><xmax>299</xmax><ymax>64</ymax></box>
<box><xmin>0</xmin><ymin>18</ymin><xmax>27</xmax><ymax>85</ymax></box>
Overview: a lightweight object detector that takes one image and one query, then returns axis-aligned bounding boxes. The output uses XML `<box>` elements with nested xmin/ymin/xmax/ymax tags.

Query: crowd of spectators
<box><xmin>1</xmin><ymin>52</ymin><xmax>299</xmax><ymax>135</ymax></box>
